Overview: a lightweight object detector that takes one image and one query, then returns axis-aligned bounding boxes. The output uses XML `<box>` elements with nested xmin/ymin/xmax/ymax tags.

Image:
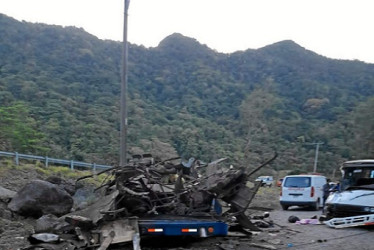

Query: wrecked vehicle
<box><xmin>20</xmin><ymin>153</ymin><xmax>277</xmax><ymax>249</ymax></box>
<box><xmin>325</xmin><ymin>159</ymin><xmax>374</xmax><ymax>219</ymax></box>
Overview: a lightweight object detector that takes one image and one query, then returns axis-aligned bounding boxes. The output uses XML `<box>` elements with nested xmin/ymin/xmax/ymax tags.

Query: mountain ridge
<box><xmin>1</xmin><ymin>13</ymin><xmax>374</xmax><ymax>173</ymax></box>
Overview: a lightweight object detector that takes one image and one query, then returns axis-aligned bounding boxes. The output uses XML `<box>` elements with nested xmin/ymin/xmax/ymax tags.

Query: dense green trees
<box><xmin>0</xmin><ymin>102</ymin><xmax>47</xmax><ymax>153</ymax></box>
<box><xmin>349</xmin><ymin>97</ymin><xmax>374</xmax><ymax>158</ymax></box>
<box><xmin>1</xmin><ymin>14</ymin><xmax>374</xmax><ymax>174</ymax></box>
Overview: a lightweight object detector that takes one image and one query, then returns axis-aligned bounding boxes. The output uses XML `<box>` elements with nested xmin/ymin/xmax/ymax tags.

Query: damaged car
<box><xmin>325</xmin><ymin>159</ymin><xmax>374</xmax><ymax>219</ymax></box>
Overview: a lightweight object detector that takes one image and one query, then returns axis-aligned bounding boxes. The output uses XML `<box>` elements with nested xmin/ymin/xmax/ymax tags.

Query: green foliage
<box><xmin>0</xmin><ymin>102</ymin><xmax>47</xmax><ymax>153</ymax></box>
<box><xmin>1</xmin><ymin>14</ymin><xmax>374</xmax><ymax>175</ymax></box>
<box><xmin>351</xmin><ymin>98</ymin><xmax>374</xmax><ymax>157</ymax></box>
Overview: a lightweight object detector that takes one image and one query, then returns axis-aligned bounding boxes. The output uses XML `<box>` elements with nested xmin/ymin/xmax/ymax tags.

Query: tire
<box><xmin>281</xmin><ymin>204</ymin><xmax>289</xmax><ymax>210</ymax></box>
<box><xmin>311</xmin><ymin>200</ymin><xmax>319</xmax><ymax>211</ymax></box>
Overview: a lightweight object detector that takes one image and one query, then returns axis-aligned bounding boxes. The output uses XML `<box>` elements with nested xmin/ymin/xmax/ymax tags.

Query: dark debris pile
<box><xmin>2</xmin><ymin>153</ymin><xmax>277</xmax><ymax>250</ymax></box>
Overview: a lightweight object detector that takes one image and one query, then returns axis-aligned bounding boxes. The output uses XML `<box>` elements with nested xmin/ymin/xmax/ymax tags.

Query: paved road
<box><xmin>252</xmin><ymin>206</ymin><xmax>374</xmax><ymax>250</ymax></box>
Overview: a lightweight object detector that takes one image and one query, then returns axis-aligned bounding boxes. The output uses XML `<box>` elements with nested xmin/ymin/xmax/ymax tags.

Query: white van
<box><xmin>279</xmin><ymin>175</ymin><xmax>327</xmax><ymax>210</ymax></box>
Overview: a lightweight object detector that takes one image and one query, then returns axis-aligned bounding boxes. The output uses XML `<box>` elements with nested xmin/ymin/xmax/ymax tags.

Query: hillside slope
<box><xmin>1</xmin><ymin>13</ymin><xmax>374</xmax><ymax>173</ymax></box>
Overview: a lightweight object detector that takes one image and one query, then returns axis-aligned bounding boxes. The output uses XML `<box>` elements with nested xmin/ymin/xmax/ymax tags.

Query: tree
<box><xmin>239</xmin><ymin>83</ymin><xmax>283</xmax><ymax>166</ymax></box>
<box><xmin>0</xmin><ymin>102</ymin><xmax>47</xmax><ymax>154</ymax></box>
<box><xmin>351</xmin><ymin>97</ymin><xmax>374</xmax><ymax>158</ymax></box>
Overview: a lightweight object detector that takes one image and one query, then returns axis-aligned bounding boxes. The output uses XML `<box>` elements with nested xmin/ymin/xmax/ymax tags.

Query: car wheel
<box><xmin>281</xmin><ymin>204</ymin><xmax>289</xmax><ymax>210</ymax></box>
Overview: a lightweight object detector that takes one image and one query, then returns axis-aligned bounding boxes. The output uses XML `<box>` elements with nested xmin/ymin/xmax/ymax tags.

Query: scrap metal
<box><xmin>24</xmin><ymin>153</ymin><xmax>277</xmax><ymax>249</ymax></box>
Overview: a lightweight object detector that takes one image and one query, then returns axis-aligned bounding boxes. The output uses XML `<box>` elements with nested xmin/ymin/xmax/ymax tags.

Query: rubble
<box><xmin>4</xmin><ymin>153</ymin><xmax>277</xmax><ymax>249</ymax></box>
<box><xmin>8</xmin><ymin>180</ymin><xmax>74</xmax><ymax>217</ymax></box>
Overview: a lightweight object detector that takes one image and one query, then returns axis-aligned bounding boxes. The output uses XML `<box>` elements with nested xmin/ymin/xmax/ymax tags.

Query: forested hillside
<box><xmin>1</xmin><ymin>14</ymin><xmax>373</xmax><ymax>175</ymax></box>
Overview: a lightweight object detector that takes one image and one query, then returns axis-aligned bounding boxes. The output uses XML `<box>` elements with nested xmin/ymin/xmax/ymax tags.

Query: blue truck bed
<box><xmin>138</xmin><ymin>215</ymin><xmax>228</xmax><ymax>237</ymax></box>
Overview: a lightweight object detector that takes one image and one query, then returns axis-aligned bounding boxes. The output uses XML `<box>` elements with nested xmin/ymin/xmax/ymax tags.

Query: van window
<box><xmin>284</xmin><ymin>177</ymin><xmax>311</xmax><ymax>187</ymax></box>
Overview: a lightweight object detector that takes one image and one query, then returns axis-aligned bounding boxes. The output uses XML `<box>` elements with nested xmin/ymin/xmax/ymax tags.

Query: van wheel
<box><xmin>311</xmin><ymin>200</ymin><xmax>319</xmax><ymax>211</ymax></box>
<box><xmin>281</xmin><ymin>204</ymin><xmax>288</xmax><ymax>210</ymax></box>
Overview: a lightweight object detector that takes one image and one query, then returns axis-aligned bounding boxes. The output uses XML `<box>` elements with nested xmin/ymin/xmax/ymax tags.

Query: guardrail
<box><xmin>0</xmin><ymin>151</ymin><xmax>112</xmax><ymax>171</ymax></box>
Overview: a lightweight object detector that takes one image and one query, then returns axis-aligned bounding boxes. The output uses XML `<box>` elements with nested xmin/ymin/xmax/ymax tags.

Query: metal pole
<box><xmin>120</xmin><ymin>0</ymin><xmax>130</xmax><ymax>167</ymax></box>
<box><xmin>15</xmin><ymin>152</ymin><xmax>19</xmax><ymax>165</ymax></box>
<box><xmin>305</xmin><ymin>142</ymin><xmax>324</xmax><ymax>173</ymax></box>
<box><xmin>313</xmin><ymin>143</ymin><xmax>320</xmax><ymax>173</ymax></box>
<box><xmin>311</xmin><ymin>142</ymin><xmax>324</xmax><ymax>173</ymax></box>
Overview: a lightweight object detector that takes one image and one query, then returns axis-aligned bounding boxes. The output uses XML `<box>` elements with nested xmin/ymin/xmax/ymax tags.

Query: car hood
<box><xmin>327</xmin><ymin>189</ymin><xmax>374</xmax><ymax>206</ymax></box>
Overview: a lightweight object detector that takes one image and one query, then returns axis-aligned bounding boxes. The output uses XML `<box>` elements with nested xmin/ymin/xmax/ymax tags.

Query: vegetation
<box><xmin>0</xmin><ymin>160</ymin><xmax>110</xmax><ymax>186</ymax></box>
<box><xmin>1</xmin><ymin>13</ymin><xmax>374</xmax><ymax>176</ymax></box>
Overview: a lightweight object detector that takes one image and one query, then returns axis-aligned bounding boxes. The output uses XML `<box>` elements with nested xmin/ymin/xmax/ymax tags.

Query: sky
<box><xmin>1</xmin><ymin>0</ymin><xmax>374</xmax><ymax>63</ymax></box>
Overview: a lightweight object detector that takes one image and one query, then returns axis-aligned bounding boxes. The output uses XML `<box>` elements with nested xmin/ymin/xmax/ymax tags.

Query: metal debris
<box><xmin>22</xmin><ymin>153</ymin><xmax>277</xmax><ymax>249</ymax></box>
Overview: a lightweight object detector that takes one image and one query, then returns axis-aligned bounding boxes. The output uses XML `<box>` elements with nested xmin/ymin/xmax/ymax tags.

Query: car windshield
<box><xmin>341</xmin><ymin>167</ymin><xmax>374</xmax><ymax>190</ymax></box>
<box><xmin>284</xmin><ymin>177</ymin><xmax>311</xmax><ymax>188</ymax></box>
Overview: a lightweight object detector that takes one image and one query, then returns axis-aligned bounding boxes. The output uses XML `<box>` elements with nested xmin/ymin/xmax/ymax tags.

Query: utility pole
<box><xmin>120</xmin><ymin>0</ymin><xmax>130</xmax><ymax>167</ymax></box>
<box><xmin>306</xmin><ymin>142</ymin><xmax>324</xmax><ymax>173</ymax></box>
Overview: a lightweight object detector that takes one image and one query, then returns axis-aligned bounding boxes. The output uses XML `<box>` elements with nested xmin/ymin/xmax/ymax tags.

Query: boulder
<box><xmin>45</xmin><ymin>176</ymin><xmax>76</xmax><ymax>196</ymax></box>
<box><xmin>0</xmin><ymin>186</ymin><xmax>16</xmax><ymax>201</ymax></box>
<box><xmin>8</xmin><ymin>180</ymin><xmax>73</xmax><ymax>217</ymax></box>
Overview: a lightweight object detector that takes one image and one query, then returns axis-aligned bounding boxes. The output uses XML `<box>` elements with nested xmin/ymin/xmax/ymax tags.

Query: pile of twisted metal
<box><xmin>25</xmin><ymin>153</ymin><xmax>277</xmax><ymax>250</ymax></box>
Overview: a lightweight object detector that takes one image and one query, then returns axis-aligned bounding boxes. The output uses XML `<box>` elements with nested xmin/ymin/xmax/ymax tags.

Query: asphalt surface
<box><xmin>254</xmin><ymin>206</ymin><xmax>374</xmax><ymax>250</ymax></box>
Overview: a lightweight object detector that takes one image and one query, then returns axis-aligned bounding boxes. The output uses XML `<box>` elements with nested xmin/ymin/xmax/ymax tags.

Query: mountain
<box><xmin>1</xmin><ymin>13</ymin><xmax>374</xmax><ymax>174</ymax></box>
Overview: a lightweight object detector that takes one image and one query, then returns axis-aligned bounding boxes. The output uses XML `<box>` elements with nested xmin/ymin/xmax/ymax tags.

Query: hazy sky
<box><xmin>1</xmin><ymin>0</ymin><xmax>374</xmax><ymax>63</ymax></box>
